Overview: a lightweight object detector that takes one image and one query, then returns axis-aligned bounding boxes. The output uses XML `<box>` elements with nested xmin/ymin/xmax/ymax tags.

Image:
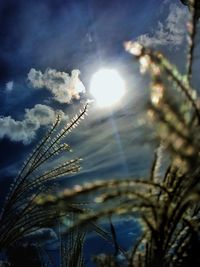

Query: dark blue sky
<box><xmin>0</xmin><ymin>1</ymin><xmax>195</xmax><ymax>264</ymax></box>
<box><xmin>0</xmin><ymin>0</ymin><xmax>163</xmax><ymax>82</ymax></box>
<box><xmin>0</xmin><ymin>0</ymin><xmax>192</xmax><ymax>198</ymax></box>
<box><xmin>0</xmin><ymin>0</ymin><xmax>171</xmax><ymax>179</ymax></box>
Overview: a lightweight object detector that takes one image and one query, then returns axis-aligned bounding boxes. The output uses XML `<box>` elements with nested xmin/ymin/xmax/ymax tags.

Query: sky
<box><xmin>0</xmin><ymin>0</ymin><xmax>198</xmax><ymax>265</ymax></box>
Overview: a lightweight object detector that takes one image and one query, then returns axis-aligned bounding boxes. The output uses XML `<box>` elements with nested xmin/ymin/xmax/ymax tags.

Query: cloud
<box><xmin>0</xmin><ymin>104</ymin><xmax>67</xmax><ymax>144</ymax></box>
<box><xmin>5</xmin><ymin>81</ymin><xmax>14</xmax><ymax>92</ymax></box>
<box><xmin>137</xmin><ymin>4</ymin><xmax>188</xmax><ymax>48</ymax></box>
<box><xmin>22</xmin><ymin>228</ymin><xmax>58</xmax><ymax>246</ymax></box>
<box><xmin>28</xmin><ymin>68</ymin><xmax>85</xmax><ymax>104</ymax></box>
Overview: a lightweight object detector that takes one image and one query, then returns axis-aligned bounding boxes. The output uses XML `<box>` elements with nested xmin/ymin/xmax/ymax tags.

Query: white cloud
<box><xmin>0</xmin><ymin>104</ymin><xmax>67</xmax><ymax>144</ymax></box>
<box><xmin>27</xmin><ymin>68</ymin><xmax>85</xmax><ymax>103</ymax></box>
<box><xmin>137</xmin><ymin>4</ymin><xmax>188</xmax><ymax>48</ymax></box>
<box><xmin>5</xmin><ymin>81</ymin><xmax>14</xmax><ymax>92</ymax></box>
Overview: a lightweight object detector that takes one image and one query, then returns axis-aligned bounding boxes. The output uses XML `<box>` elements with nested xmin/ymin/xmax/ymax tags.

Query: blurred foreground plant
<box><xmin>36</xmin><ymin>1</ymin><xmax>200</xmax><ymax>266</ymax></box>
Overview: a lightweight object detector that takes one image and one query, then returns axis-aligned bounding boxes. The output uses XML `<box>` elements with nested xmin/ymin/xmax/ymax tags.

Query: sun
<box><xmin>89</xmin><ymin>68</ymin><xmax>125</xmax><ymax>107</ymax></box>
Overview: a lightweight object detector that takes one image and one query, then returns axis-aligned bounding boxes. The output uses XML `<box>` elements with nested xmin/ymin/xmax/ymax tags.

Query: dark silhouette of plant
<box><xmin>60</xmin><ymin>214</ymin><xmax>86</xmax><ymax>267</ymax></box>
<box><xmin>6</xmin><ymin>245</ymin><xmax>43</xmax><ymax>267</ymax></box>
<box><xmin>36</xmin><ymin>1</ymin><xmax>200</xmax><ymax>266</ymax></box>
<box><xmin>0</xmin><ymin>104</ymin><xmax>89</xmax><ymax>266</ymax></box>
<box><xmin>0</xmin><ymin>102</ymin><xmax>118</xmax><ymax>266</ymax></box>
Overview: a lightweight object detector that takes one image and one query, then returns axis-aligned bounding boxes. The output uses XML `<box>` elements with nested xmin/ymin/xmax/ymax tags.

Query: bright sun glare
<box><xmin>90</xmin><ymin>68</ymin><xmax>125</xmax><ymax>107</ymax></box>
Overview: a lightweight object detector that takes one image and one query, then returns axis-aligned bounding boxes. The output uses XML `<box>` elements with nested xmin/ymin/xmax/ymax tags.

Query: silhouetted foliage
<box><xmin>7</xmin><ymin>245</ymin><xmax>42</xmax><ymax>267</ymax></box>
<box><xmin>0</xmin><ymin>105</ymin><xmax>89</xmax><ymax>265</ymax></box>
